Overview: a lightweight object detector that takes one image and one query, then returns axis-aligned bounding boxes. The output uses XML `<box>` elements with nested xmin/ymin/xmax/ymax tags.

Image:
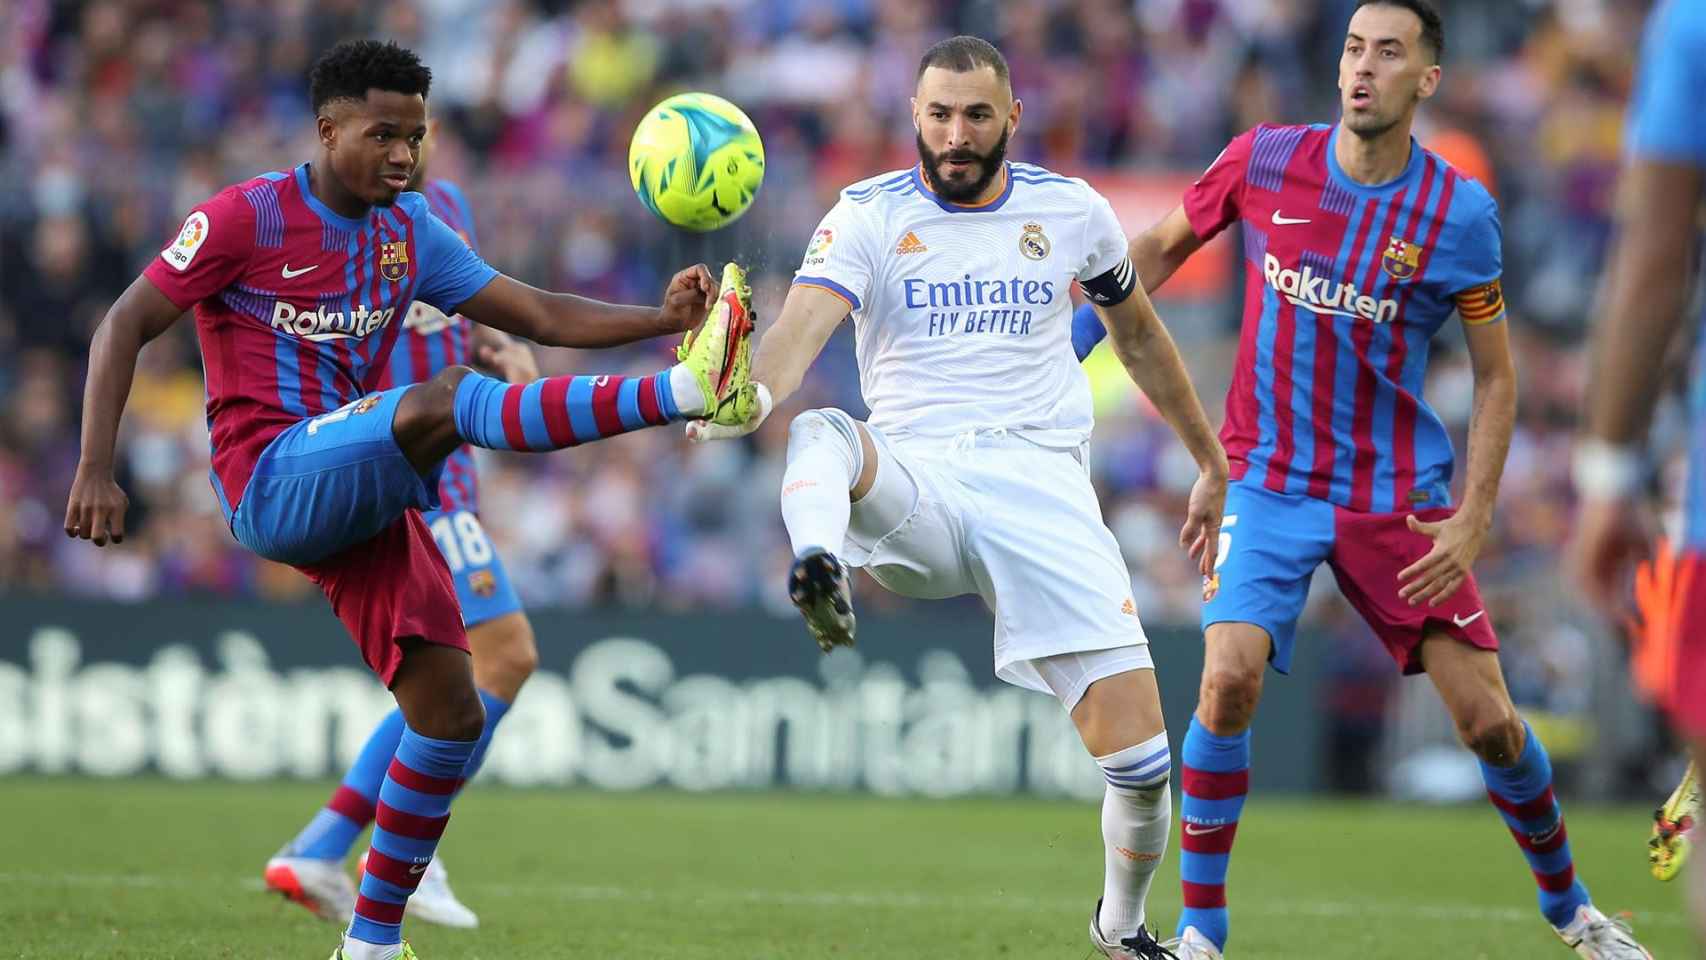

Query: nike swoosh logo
<box><xmin>281</xmin><ymin>263</ymin><xmax>319</xmax><ymax>278</ymax></box>
<box><xmin>1453</xmin><ymin>610</ymin><xmax>1486</xmax><ymax>628</ymax></box>
<box><xmin>408</xmin><ymin>862</ymin><xmax>428</xmax><ymax>875</ymax></box>
<box><xmin>1184</xmin><ymin>823</ymin><xmax>1225</xmax><ymax>836</ymax></box>
<box><xmin>1271</xmin><ymin>211</ymin><xmax>1311</xmax><ymax>225</ymax></box>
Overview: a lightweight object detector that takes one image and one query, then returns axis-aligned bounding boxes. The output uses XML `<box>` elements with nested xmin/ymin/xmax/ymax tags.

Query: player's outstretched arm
<box><xmin>456</xmin><ymin>265</ymin><xmax>717</xmax><ymax>349</ymax></box>
<box><xmin>686</xmin><ymin>284</ymin><xmax>848</xmax><ymax>441</ymax></box>
<box><xmin>66</xmin><ymin>275</ymin><xmax>186</xmax><ymax>546</ymax></box>
<box><xmin>1094</xmin><ymin>285</ymin><xmax>1228</xmax><ymax>574</ymax></box>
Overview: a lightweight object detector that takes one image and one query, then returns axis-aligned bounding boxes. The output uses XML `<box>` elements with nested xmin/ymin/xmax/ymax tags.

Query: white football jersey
<box><xmin>794</xmin><ymin>161</ymin><xmax>1128</xmax><ymax>446</ymax></box>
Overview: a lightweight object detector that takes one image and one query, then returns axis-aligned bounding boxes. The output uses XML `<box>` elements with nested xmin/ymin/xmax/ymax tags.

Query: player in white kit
<box><xmin>689</xmin><ymin>37</ymin><xmax>1228</xmax><ymax>958</ymax></box>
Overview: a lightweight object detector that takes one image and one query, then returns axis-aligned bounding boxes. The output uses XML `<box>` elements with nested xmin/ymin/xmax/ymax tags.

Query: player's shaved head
<box><xmin>309</xmin><ymin>40</ymin><xmax>432</xmax><ymax>113</ymax></box>
<box><xmin>916</xmin><ymin>35</ymin><xmax>1010</xmax><ymax>92</ymax></box>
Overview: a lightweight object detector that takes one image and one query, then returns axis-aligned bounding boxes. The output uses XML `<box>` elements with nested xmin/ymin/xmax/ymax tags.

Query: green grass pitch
<box><xmin>1</xmin><ymin>778</ymin><xmax>1693</xmax><ymax>958</ymax></box>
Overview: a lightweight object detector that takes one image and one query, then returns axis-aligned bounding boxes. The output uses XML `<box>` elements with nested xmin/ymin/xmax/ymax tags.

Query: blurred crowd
<box><xmin>0</xmin><ymin>0</ymin><xmax>1665</xmax><ymax>691</ymax></box>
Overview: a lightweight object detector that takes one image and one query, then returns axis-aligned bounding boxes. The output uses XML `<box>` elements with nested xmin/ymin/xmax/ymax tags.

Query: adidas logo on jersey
<box><xmin>1263</xmin><ymin>253</ymin><xmax>1399</xmax><ymax>324</ymax></box>
<box><xmin>270</xmin><ymin>300</ymin><xmax>396</xmax><ymax>342</ymax></box>
<box><xmin>895</xmin><ymin>231</ymin><xmax>927</xmax><ymax>255</ymax></box>
<box><xmin>1120</xmin><ymin>598</ymin><xmax>1137</xmax><ymax>616</ymax></box>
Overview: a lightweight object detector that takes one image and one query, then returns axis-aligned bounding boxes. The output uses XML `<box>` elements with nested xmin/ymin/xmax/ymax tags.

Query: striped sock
<box><xmin>1095</xmin><ymin>730</ymin><xmax>1172</xmax><ymax>939</ymax></box>
<box><xmin>287</xmin><ymin>709</ymin><xmax>404</xmax><ymax>860</ymax></box>
<box><xmin>451</xmin><ymin>369</ymin><xmax>684</xmax><ymax>452</ymax></box>
<box><xmin>346</xmin><ymin>726</ymin><xmax>477</xmax><ymax>947</ymax></box>
<box><xmin>1480</xmin><ymin>722</ymin><xmax>1591</xmax><ymax>928</ymax></box>
<box><xmin>1176</xmin><ymin>716</ymin><xmax>1250</xmax><ymax>950</ymax></box>
<box><xmin>292</xmin><ymin>688</ymin><xmax>516</xmax><ymax>863</ymax></box>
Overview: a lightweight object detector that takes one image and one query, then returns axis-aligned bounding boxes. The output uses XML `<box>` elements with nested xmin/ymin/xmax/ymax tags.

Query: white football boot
<box><xmin>1088</xmin><ymin>899</ymin><xmax>1179</xmax><ymax>958</ymax></box>
<box><xmin>264</xmin><ymin>854</ymin><xmax>356</xmax><ymax>922</ymax></box>
<box><xmin>1554</xmin><ymin>904</ymin><xmax>1653</xmax><ymax>959</ymax></box>
<box><xmin>1159</xmin><ymin>926</ymin><xmax>1224</xmax><ymax>960</ymax></box>
<box><xmin>355</xmin><ymin>852</ymin><xmax>478</xmax><ymax>928</ymax></box>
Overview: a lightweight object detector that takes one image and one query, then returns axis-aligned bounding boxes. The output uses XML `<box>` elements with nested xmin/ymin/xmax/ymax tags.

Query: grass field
<box><xmin>1</xmin><ymin>778</ymin><xmax>1694</xmax><ymax>959</ymax></box>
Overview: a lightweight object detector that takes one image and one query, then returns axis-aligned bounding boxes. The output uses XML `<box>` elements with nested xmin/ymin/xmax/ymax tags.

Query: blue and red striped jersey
<box><xmin>143</xmin><ymin>163</ymin><xmax>498</xmax><ymax>520</ymax></box>
<box><xmin>370</xmin><ymin>179</ymin><xmax>483</xmax><ymax>515</ymax></box>
<box><xmin>1185</xmin><ymin>123</ymin><xmax>1506</xmax><ymax>513</ymax></box>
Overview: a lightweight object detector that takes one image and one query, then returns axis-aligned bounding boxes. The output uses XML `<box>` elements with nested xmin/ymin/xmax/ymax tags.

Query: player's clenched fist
<box><xmin>64</xmin><ymin>466</ymin><xmax>129</xmax><ymax>547</ymax></box>
<box><xmin>658</xmin><ymin>263</ymin><xmax>719</xmax><ymax>333</ymax></box>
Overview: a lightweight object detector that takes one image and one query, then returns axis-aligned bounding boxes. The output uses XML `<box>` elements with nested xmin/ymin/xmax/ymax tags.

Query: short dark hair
<box><xmin>308</xmin><ymin>40</ymin><xmax>432</xmax><ymax>113</ymax></box>
<box><xmin>1355</xmin><ymin>0</ymin><xmax>1445</xmax><ymax>63</ymax></box>
<box><xmin>916</xmin><ymin>35</ymin><xmax>1010</xmax><ymax>87</ymax></box>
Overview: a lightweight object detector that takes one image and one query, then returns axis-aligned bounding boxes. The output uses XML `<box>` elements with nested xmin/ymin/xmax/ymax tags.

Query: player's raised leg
<box><xmin>1059</xmin><ymin>664</ymin><xmax>1176</xmax><ymax>959</ymax></box>
<box><xmin>1421</xmin><ymin>635</ymin><xmax>1652</xmax><ymax>958</ymax></box>
<box><xmin>778</xmin><ymin>408</ymin><xmax>897</xmax><ymax>651</ymax></box>
<box><xmin>394</xmin><ymin>265</ymin><xmax>751</xmax><ymax>470</ymax></box>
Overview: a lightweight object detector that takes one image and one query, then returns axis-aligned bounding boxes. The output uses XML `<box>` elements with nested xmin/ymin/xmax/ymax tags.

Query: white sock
<box><xmin>1095</xmin><ymin>730</ymin><xmax>1172</xmax><ymax>940</ymax></box>
<box><xmin>780</xmin><ymin>410</ymin><xmax>861</xmax><ymax>558</ymax></box>
<box><xmin>668</xmin><ymin>364</ymin><xmax>707</xmax><ymax>417</ymax></box>
<box><xmin>340</xmin><ymin>935</ymin><xmax>404</xmax><ymax>960</ymax></box>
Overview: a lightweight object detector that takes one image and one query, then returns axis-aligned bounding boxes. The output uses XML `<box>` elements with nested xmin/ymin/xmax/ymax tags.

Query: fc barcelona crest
<box><xmin>379</xmin><ymin>240</ymin><xmax>410</xmax><ymax>282</ymax></box>
<box><xmin>1382</xmin><ymin>235</ymin><xmax>1422</xmax><ymax>281</ymax></box>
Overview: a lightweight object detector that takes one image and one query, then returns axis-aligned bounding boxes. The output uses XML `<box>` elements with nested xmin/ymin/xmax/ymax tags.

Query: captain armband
<box><xmin>1080</xmin><ymin>257</ymin><xmax>1138</xmax><ymax>306</ymax></box>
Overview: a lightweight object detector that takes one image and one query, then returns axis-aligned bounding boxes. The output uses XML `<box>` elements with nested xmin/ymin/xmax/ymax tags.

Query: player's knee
<box><xmin>787</xmin><ymin>408</ymin><xmax>857</xmax><ymax>457</ymax></box>
<box><xmin>1457</xmin><ymin>703</ymin><xmax>1523</xmax><ymax>764</ymax></box>
<box><xmin>441</xmin><ymin>686</ymin><xmax>488</xmax><ymax>742</ymax></box>
<box><xmin>1198</xmin><ymin>666</ymin><xmax>1261</xmax><ymax>734</ymax></box>
<box><xmin>394</xmin><ymin>366</ymin><xmax>473</xmax><ymax>435</ymax></box>
<box><xmin>474</xmin><ymin>620</ymin><xmax>538</xmax><ymax>698</ymax></box>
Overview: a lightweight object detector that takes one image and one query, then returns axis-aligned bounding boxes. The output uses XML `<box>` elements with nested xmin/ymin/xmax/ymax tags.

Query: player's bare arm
<box><xmin>1092</xmin><ymin>283</ymin><xmax>1228</xmax><ymax>574</ymax></box>
<box><xmin>1399</xmin><ymin>300</ymin><xmax>1517</xmax><ymax>606</ymax></box>
<box><xmin>1567</xmin><ymin>159</ymin><xmax>1703</xmax><ymax>611</ymax></box>
<box><xmin>469</xmin><ymin>323</ymin><xmax>539</xmax><ymax>383</ymax></box>
<box><xmin>1127</xmin><ymin>205</ymin><xmax>1204</xmax><ymax>295</ymax></box>
<box><xmin>65</xmin><ymin>275</ymin><xmax>186</xmax><ymax>546</ymax></box>
<box><xmin>455</xmin><ymin>264</ymin><xmax>717</xmax><ymax>350</ymax></box>
<box><xmin>685</xmin><ymin>283</ymin><xmax>848</xmax><ymax>441</ymax></box>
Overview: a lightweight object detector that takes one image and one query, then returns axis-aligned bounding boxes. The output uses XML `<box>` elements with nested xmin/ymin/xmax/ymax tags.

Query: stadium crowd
<box><xmin>0</xmin><ymin>0</ymin><xmax>1661</xmax><ymax>711</ymax></box>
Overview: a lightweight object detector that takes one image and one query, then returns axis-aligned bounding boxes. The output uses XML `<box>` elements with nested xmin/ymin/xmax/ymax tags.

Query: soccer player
<box><xmin>1070</xmin><ymin>1</ymin><xmax>1649</xmax><ymax>956</ymax></box>
<box><xmin>263</xmin><ymin>123</ymin><xmax>539</xmax><ymax>929</ymax></box>
<box><xmin>691</xmin><ymin>36</ymin><xmax>1228</xmax><ymax>960</ymax></box>
<box><xmin>1566</xmin><ymin>0</ymin><xmax>1706</xmax><ymax>939</ymax></box>
<box><xmin>63</xmin><ymin>40</ymin><xmax>751</xmax><ymax>960</ymax></box>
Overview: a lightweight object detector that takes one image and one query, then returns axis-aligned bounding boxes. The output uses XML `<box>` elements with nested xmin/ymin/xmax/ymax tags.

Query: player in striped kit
<box><xmin>63</xmin><ymin>41</ymin><xmax>750</xmax><ymax>960</ymax></box>
<box><xmin>265</xmin><ymin>129</ymin><xmax>541</xmax><ymax>930</ymax></box>
<box><xmin>1568</xmin><ymin>0</ymin><xmax>1706</xmax><ymax>941</ymax></box>
<box><xmin>1073</xmin><ymin>1</ymin><xmax>1647</xmax><ymax>956</ymax></box>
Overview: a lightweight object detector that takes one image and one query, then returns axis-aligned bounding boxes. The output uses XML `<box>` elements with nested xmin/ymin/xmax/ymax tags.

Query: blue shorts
<box><xmin>231</xmin><ymin>387</ymin><xmax>444</xmax><ymax>567</ymax></box>
<box><xmin>1203</xmin><ymin>480</ymin><xmax>1497</xmax><ymax>675</ymax></box>
<box><xmin>419</xmin><ymin>507</ymin><xmax>523</xmax><ymax>628</ymax></box>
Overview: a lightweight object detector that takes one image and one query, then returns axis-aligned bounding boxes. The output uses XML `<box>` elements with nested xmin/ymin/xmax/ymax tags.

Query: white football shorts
<box><xmin>842</xmin><ymin>424</ymin><xmax>1152</xmax><ymax>697</ymax></box>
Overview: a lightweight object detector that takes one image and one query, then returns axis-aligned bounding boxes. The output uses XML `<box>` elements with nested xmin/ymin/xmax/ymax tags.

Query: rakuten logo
<box><xmin>1263</xmin><ymin>254</ymin><xmax>1398</xmax><ymax>324</ymax></box>
<box><xmin>270</xmin><ymin>301</ymin><xmax>395</xmax><ymax>341</ymax></box>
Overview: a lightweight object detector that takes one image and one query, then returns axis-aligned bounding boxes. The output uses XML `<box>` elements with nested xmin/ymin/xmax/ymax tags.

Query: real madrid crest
<box><xmin>1382</xmin><ymin>235</ymin><xmax>1422</xmax><ymax>281</ymax></box>
<box><xmin>1019</xmin><ymin>222</ymin><xmax>1050</xmax><ymax>261</ymax></box>
<box><xmin>379</xmin><ymin>240</ymin><xmax>410</xmax><ymax>282</ymax></box>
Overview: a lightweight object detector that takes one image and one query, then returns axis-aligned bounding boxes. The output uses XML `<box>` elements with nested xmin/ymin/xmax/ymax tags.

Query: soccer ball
<box><xmin>628</xmin><ymin>92</ymin><xmax>765</xmax><ymax>232</ymax></box>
